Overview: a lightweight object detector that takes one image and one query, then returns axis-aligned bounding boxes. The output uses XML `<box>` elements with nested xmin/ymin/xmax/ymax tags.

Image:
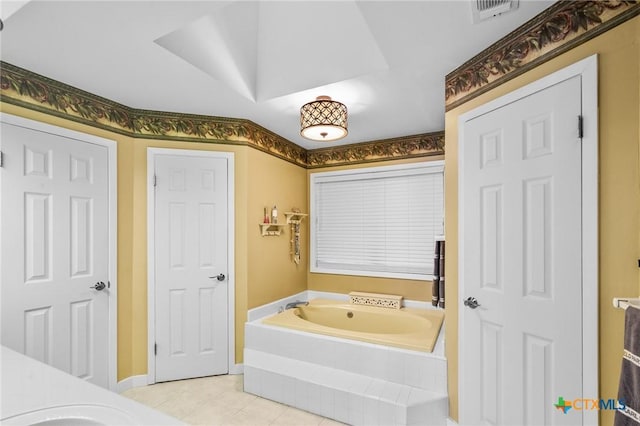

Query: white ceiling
<box><xmin>0</xmin><ymin>1</ymin><xmax>555</xmax><ymax>149</ymax></box>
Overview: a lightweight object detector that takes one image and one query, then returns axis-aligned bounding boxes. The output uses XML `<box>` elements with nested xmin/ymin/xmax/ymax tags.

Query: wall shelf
<box><xmin>259</xmin><ymin>223</ymin><xmax>285</xmax><ymax>236</ymax></box>
<box><xmin>285</xmin><ymin>212</ymin><xmax>308</xmax><ymax>224</ymax></box>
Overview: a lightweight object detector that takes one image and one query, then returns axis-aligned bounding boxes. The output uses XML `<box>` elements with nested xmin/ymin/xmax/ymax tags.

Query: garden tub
<box><xmin>262</xmin><ymin>298</ymin><xmax>444</xmax><ymax>352</ymax></box>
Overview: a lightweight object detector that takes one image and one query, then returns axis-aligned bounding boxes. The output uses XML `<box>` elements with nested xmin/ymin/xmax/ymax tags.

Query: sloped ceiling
<box><xmin>0</xmin><ymin>1</ymin><xmax>555</xmax><ymax>149</ymax></box>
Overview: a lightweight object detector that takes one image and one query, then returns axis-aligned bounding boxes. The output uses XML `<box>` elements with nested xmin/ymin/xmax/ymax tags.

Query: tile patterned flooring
<box><xmin>121</xmin><ymin>374</ymin><xmax>345</xmax><ymax>426</ymax></box>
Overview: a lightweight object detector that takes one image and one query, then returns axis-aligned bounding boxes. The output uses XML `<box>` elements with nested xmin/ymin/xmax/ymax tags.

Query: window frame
<box><xmin>309</xmin><ymin>161</ymin><xmax>444</xmax><ymax>281</ymax></box>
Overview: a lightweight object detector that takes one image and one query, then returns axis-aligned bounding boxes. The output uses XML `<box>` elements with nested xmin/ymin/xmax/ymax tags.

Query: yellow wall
<box><xmin>444</xmin><ymin>16</ymin><xmax>640</xmax><ymax>424</ymax></box>
<box><xmin>247</xmin><ymin>147</ymin><xmax>308</xmax><ymax>309</ymax></box>
<box><xmin>0</xmin><ymin>102</ymin><xmax>308</xmax><ymax>380</ymax></box>
<box><xmin>306</xmin><ymin>156</ymin><xmax>444</xmax><ymax>301</ymax></box>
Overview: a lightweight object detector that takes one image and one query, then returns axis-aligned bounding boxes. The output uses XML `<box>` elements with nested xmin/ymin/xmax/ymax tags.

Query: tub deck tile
<box><xmin>365</xmin><ymin>378</ymin><xmax>386</xmax><ymax>400</ymax></box>
<box><xmin>381</xmin><ymin>381</ymin><xmax>403</xmax><ymax>404</ymax></box>
<box><xmin>242</xmin><ymin>365</ymin><xmax>261</xmax><ymax>396</ymax></box>
<box><xmin>378</xmin><ymin>400</ymin><xmax>400</xmax><ymax>426</ymax></box>
<box><xmin>280</xmin><ymin>375</ymin><xmax>297</xmax><ymax>407</ymax></box>
<box><xmin>332</xmin><ymin>389</ymin><xmax>350</xmax><ymax>424</ymax></box>
<box><xmin>347</xmin><ymin>393</ymin><xmax>365</xmax><ymax>425</ymax></box>
<box><xmin>294</xmin><ymin>377</ymin><xmax>311</xmax><ymax>412</ymax></box>
<box><xmin>244</xmin><ymin>318</ymin><xmax>448</xmax><ymax>426</ymax></box>
<box><xmin>261</xmin><ymin>370</ymin><xmax>284</xmax><ymax>403</ymax></box>
<box><xmin>396</xmin><ymin>385</ymin><xmax>412</xmax><ymax>407</ymax></box>
<box><xmin>318</xmin><ymin>384</ymin><xmax>335</xmax><ymax>420</ymax></box>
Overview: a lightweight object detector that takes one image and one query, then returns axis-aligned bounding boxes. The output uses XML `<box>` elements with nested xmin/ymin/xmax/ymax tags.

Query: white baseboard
<box><xmin>446</xmin><ymin>418</ymin><xmax>459</xmax><ymax>425</ymax></box>
<box><xmin>116</xmin><ymin>374</ymin><xmax>149</xmax><ymax>393</ymax></box>
<box><xmin>118</xmin><ymin>366</ymin><xmax>242</xmax><ymax>391</ymax></box>
<box><xmin>229</xmin><ymin>363</ymin><xmax>244</xmax><ymax>375</ymax></box>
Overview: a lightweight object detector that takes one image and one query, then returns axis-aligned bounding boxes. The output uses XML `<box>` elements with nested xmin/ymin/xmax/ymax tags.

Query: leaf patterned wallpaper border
<box><xmin>0</xmin><ymin>63</ymin><xmax>310</xmax><ymax>167</ymax></box>
<box><xmin>445</xmin><ymin>0</ymin><xmax>640</xmax><ymax>111</ymax></box>
<box><xmin>0</xmin><ymin>62</ymin><xmax>442</xmax><ymax>168</ymax></box>
<box><xmin>2</xmin><ymin>1</ymin><xmax>637</xmax><ymax>165</ymax></box>
<box><xmin>306</xmin><ymin>133</ymin><xmax>444</xmax><ymax>169</ymax></box>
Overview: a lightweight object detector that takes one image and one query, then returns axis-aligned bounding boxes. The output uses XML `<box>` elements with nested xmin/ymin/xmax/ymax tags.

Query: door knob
<box><xmin>209</xmin><ymin>274</ymin><xmax>226</xmax><ymax>282</ymax></box>
<box><xmin>464</xmin><ymin>297</ymin><xmax>480</xmax><ymax>309</ymax></box>
<box><xmin>90</xmin><ymin>281</ymin><xmax>106</xmax><ymax>291</ymax></box>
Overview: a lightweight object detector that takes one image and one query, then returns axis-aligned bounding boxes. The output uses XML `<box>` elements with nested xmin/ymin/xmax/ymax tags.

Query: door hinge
<box><xmin>0</xmin><ymin>150</ymin><xmax>4</xmax><ymax>168</ymax></box>
<box><xmin>578</xmin><ymin>115</ymin><xmax>584</xmax><ymax>139</ymax></box>
<box><xmin>153</xmin><ymin>175</ymin><xmax>157</xmax><ymax>187</ymax></box>
<box><xmin>154</xmin><ymin>343</ymin><xmax>157</xmax><ymax>355</ymax></box>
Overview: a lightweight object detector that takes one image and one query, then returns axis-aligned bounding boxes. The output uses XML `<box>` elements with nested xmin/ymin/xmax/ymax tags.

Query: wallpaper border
<box><xmin>1</xmin><ymin>61</ymin><xmax>443</xmax><ymax>168</ymax></box>
<box><xmin>445</xmin><ymin>1</ymin><xmax>640</xmax><ymax>111</ymax></box>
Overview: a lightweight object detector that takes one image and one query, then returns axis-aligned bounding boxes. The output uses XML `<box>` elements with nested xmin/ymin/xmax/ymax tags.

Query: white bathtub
<box><xmin>244</xmin><ymin>298</ymin><xmax>448</xmax><ymax>425</ymax></box>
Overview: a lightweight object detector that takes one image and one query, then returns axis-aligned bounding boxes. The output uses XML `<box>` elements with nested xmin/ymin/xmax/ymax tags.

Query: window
<box><xmin>310</xmin><ymin>161</ymin><xmax>444</xmax><ymax>281</ymax></box>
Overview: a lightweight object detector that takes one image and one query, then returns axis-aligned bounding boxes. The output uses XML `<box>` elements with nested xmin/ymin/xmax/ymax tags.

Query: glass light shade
<box><xmin>300</xmin><ymin>96</ymin><xmax>348</xmax><ymax>141</ymax></box>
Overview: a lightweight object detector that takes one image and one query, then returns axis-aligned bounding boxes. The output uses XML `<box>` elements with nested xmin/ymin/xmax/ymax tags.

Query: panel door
<box><xmin>1</xmin><ymin>122</ymin><xmax>110</xmax><ymax>387</ymax></box>
<box><xmin>460</xmin><ymin>76</ymin><xmax>583</xmax><ymax>425</ymax></box>
<box><xmin>154</xmin><ymin>154</ymin><xmax>228</xmax><ymax>382</ymax></box>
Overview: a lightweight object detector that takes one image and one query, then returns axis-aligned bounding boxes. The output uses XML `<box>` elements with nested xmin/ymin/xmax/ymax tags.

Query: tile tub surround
<box><xmin>244</xmin><ymin>318</ymin><xmax>448</xmax><ymax>425</ymax></box>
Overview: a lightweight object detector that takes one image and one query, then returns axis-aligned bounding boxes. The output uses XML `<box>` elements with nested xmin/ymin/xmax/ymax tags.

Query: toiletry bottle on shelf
<box><xmin>263</xmin><ymin>207</ymin><xmax>270</xmax><ymax>223</ymax></box>
<box><xmin>271</xmin><ymin>205</ymin><xmax>278</xmax><ymax>224</ymax></box>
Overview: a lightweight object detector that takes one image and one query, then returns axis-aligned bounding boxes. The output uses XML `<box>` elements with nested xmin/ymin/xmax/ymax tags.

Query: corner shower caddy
<box><xmin>285</xmin><ymin>211</ymin><xmax>307</xmax><ymax>263</ymax></box>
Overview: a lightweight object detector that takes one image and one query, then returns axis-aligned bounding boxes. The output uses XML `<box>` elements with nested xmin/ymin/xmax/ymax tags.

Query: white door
<box><xmin>154</xmin><ymin>154</ymin><xmax>229</xmax><ymax>382</ymax></box>
<box><xmin>1</xmin><ymin>121</ymin><xmax>111</xmax><ymax>388</ymax></box>
<box><xmin>460</xmin><ymin>76</ymin><xmax>584</xmax><ymax>425</ymax></box>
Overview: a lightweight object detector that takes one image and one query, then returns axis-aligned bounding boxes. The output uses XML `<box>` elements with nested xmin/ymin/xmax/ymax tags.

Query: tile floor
<box><xmin>121</xmin><ymin>374</ymin><xmax>345</xmax><ymax>426</ymax></box>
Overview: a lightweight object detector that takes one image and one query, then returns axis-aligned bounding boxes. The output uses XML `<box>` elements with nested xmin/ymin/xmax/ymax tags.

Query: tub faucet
<box><xmin>285</xmin><ymin>301</ymin><xmax>309</xmax><ymax>310</ymax></box>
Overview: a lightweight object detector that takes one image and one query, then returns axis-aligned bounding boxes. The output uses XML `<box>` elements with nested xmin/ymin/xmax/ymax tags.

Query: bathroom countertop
<box><xmin>0</xmin><ymin>346</ymin><xmax>182</xmax><ymax>425</ymax></box>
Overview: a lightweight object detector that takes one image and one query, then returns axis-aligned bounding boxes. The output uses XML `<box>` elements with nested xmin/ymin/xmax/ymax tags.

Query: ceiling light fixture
<box><xmin>300</xmin><ymin>96</ymin><xmax>348</xmax><ymax>141</ymax></box>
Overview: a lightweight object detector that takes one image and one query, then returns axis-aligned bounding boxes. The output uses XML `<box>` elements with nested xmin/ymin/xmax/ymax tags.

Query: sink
<box><xmin>1</xmin><ymin>346</ymin><xmax>182</xmax><ymax>425</ymax></box>
<box><xmin>1</xmin><ymin>404</ymin><xmax>137</xmax><ymax>425</ymax></box>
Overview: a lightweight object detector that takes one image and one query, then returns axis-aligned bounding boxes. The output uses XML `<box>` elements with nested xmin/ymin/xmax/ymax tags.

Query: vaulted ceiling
<box><xmin>0</xmin><ymin>1</ymin><xmax>555</xmax><ymax>149</ymax></box>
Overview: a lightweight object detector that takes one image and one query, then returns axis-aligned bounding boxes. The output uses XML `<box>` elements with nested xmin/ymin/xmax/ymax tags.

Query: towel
<box><xmin>614</xmin><ymin>305</ymin><xmax>640</xmax><ymax>425</ymax></box>
<box><xmin>438</xmin><ymin>241</ymin><xmax>445</xmax><ymax>309</ymax></box>
<box><xmin>432</xmin><ymin>240</ymin><xmax>440</xmax><ymax>307</ymax></box>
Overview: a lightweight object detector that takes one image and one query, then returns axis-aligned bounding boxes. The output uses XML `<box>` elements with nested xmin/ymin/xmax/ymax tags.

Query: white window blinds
<box><xmin>310</xmin><ymin>162</ymin><xmax>444</xmax><ymax>280</ymax></box>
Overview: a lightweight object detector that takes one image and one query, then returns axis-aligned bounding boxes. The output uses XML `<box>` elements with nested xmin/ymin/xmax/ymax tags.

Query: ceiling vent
<box><xmin>471</xmin><ymin>0</ymin><xmax>519</xmax><ymax>23</ymax></box>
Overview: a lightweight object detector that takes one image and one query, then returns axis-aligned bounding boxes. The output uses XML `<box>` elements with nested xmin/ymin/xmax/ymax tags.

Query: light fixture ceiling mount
<box><xmin>300</xmin><ymin>96</ymin><xmax>348</xmax><ymax>141</ymax></box>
